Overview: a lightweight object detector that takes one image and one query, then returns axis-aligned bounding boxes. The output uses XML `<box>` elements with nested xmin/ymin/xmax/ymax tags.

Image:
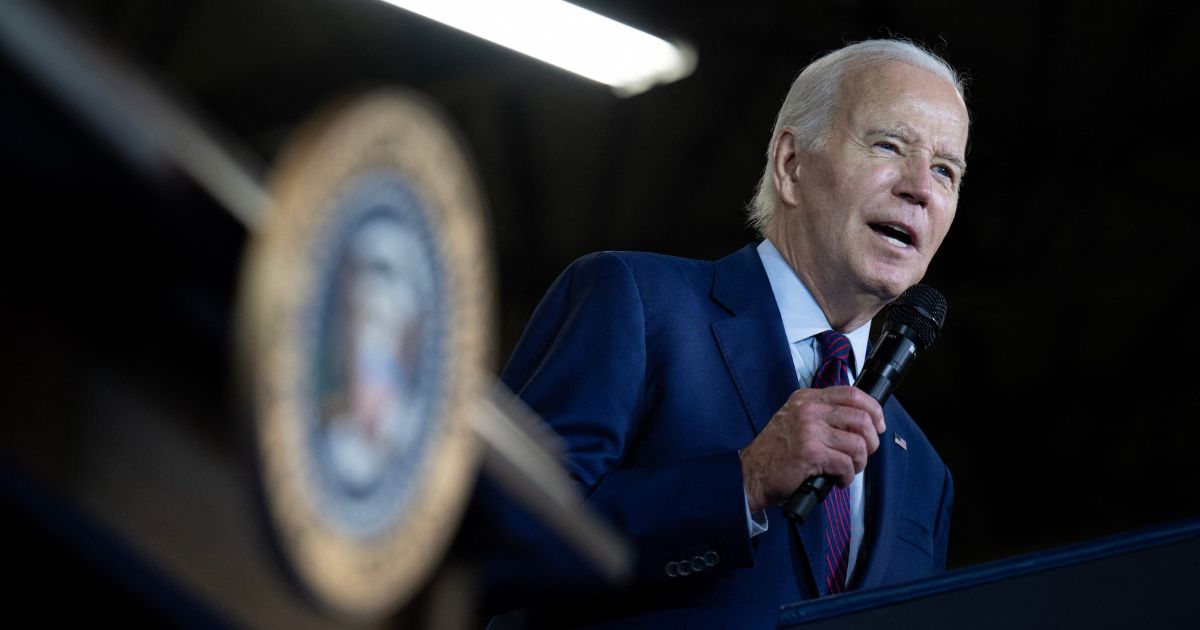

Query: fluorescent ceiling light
<box><xmin>377</xmin><ymin>0</ymin><xmax>696</xmax><ymax>96</ymax></box>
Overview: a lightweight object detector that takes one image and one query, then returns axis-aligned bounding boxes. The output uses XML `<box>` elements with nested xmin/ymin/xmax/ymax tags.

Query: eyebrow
<box><xmin>869</xmin><ymin>127</ymin><xmax>968</xmax><ymax>175</ymax></box>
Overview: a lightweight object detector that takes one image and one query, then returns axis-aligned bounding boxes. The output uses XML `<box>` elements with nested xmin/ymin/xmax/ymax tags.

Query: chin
<box><xmin>860</xmin><ymin>267</ymin><xmax>923</xmax><ymax>303</ymax></box>
<box><xmin>875</xmin><ymin>283</ymin><xmax>908</xmax><ymax>303</ymax></box>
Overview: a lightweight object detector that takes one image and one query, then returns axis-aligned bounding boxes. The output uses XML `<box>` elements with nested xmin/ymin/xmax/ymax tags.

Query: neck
<box><xmin>763</xmin><ymin>228</ymin><xmax>884</xmax><ymax>333</ymax></box>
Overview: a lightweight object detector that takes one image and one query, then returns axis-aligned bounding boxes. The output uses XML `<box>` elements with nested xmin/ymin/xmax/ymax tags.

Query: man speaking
<box><xmin>493</xmin><ymin>38</ymin><xmax>968</xmax><ymax>628</ymax></box>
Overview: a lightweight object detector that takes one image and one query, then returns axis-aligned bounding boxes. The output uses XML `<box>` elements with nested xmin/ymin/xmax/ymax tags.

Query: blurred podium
<box><xmin>778</xmin><ymin>517</ymin><xmax>1200</xmax><ymax>629</ymax></box>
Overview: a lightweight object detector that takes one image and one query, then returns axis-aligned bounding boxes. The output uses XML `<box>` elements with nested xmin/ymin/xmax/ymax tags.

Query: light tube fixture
<box><xmin>376</xmin><ymin>0</ymin><xmax>697</xmax><ymax>96</ymax></box>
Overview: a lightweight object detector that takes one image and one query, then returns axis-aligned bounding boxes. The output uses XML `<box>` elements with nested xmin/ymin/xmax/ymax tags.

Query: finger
<box><xmin>820</xmin><ymin>406</ymin><xmax>881</xmax><ymax>454</ymax></box>
<box><xmin>819</xmin><ymin>450</ymin><xmax>857</xmax><ymax>487</ymax></box>
<box><xmin>812</xmin><ymin>386</ymin><xmax>886</xmax><ymax>434</ymax></box>
<box><xmin>821</xmin><ymin>427</ymin><xmax>870</xmax><ymax>473</ymax></box>
<box><xmin>778</xmin><ymin>394</ymin><xmax>880</xmax><ymax>453</ymax></box>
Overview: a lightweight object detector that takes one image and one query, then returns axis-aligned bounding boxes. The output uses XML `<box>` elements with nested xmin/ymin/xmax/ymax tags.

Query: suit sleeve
<box><xmin>501</xmin><ymin>252</ymin><xmax>756</xmax><ymax>587</ymax></box>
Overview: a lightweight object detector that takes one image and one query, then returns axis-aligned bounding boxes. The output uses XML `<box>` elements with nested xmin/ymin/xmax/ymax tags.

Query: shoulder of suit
<box><xmin>569</xmin><ymin>250</ymin><xmax>714</xmax><ymax>284</ymax></box>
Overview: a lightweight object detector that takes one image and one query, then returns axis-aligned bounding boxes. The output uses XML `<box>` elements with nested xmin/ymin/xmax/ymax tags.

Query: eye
<box><xmin>874</xmin><ymin>141</ymin><xmax>899</xmax><ymax>153</ymax></box>
<box><xmin>933</xmin><ymin>164</ymin><xmax>956</xmax><ymax>182</ymax></box>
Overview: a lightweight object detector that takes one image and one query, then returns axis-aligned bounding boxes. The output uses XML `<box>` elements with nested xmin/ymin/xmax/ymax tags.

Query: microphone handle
<box><xmin>781</xmin><ymin>328</ymin><xmax>916</xmax><ymax>523</ymax></box>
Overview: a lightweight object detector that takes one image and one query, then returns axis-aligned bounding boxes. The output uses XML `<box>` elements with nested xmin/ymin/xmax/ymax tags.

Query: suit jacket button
<box><xmin>690</xmin><ymin>556</ymin><xmax>706</xmax><ymax>572</ymax></box>
<box><xmin>703</xmin><ymin>551</ymin><xmax>719</xmax><ymax>567</ymax></box>
<box><xmin>665</xmin><ymin>562</ymin><xmax>678</xmax><ymax>578</ymax></box>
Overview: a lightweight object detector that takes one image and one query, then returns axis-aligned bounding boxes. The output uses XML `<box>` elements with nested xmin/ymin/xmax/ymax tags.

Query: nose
<box><xmin>893</xmin><ymin>157</ymin><xmax>933</xmax><ymax>208</ymax></box>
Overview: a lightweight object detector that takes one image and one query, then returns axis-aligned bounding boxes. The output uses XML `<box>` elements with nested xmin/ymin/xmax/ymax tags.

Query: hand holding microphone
<box><xmin>738</xmin><ymin>285</ymin><xmax>948</xmax><ymax>521</ymax></box>
<box><xmin>782</xmin><ymin>284</ymin><xmax>947</xmax><ymax>522</ymax></box>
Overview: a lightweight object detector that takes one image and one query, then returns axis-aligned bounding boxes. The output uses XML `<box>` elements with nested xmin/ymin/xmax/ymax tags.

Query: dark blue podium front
<box><xmin>779</xmin><ymin>517</ymin><xmax>1200</xmax><ymax>629</ymax></box>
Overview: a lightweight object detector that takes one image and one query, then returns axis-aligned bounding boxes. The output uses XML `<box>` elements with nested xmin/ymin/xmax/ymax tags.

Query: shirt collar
<box><xmin>757</xmin><ymin>238</ymin><xmax>871</xmax><ymax>374</ymax></box>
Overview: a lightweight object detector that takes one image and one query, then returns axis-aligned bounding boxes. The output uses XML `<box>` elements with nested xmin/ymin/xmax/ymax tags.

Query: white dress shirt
<box><xmin>753</xmin><ymin>238</ymin><xmax>872</xmax><ymax>583</ymax></box>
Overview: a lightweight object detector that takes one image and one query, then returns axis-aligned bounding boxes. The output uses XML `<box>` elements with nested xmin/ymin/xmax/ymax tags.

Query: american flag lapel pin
<box><xmin>893</xmin><ymin>433</ymin><xmax>908</xmax><ymax>451</ymax></box>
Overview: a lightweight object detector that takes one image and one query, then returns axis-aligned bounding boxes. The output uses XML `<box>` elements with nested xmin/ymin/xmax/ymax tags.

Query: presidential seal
<box><xmin>237</xmin><ymin>90</ymin><xmax>494</xmax><ymax>620</ymax></box>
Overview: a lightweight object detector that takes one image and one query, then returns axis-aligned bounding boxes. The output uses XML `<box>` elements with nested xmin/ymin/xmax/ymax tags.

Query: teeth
<box><xmin>870</xmin><ymin>223</ymin><xmax>913</xmax><ymax>247</ymax></box>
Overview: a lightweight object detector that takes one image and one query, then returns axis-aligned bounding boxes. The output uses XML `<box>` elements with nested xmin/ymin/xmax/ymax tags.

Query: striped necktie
<box><xmin>812</xmin><ymin>330</ymin><xmax>853</xmax><ymax>594</ymax></box>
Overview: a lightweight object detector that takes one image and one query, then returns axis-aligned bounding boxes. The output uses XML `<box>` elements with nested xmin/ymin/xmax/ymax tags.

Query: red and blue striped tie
<box><xmin>812</xmin><ymin>330</ymin><xmax>853</xmax><ymax>594</ymax></box>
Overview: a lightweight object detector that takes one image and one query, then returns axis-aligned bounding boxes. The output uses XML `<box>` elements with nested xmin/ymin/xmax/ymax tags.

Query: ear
<box><xmin>770</xmin><ymin>127</ymin><xmax>801</xmax><ymax>207</ymax></box>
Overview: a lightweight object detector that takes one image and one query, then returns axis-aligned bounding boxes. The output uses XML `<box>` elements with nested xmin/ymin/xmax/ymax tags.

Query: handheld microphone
<box><xmin>782</xmin><ymin>284</ymin><xmax>948</xmax><ymax>523</ymax></box>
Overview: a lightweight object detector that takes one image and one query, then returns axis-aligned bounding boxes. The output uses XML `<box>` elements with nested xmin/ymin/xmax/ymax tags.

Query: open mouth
<box><xmin>869</xmin><ymin>222</ymin><xmax>914</xmax><ymax>248</ymax></box>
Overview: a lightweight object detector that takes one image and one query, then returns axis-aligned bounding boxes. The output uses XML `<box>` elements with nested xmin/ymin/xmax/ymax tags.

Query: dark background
<box><xmin>3</xmin><ymin>0</ymin><xmax>1199</xmax><ymax>624</ymax></box>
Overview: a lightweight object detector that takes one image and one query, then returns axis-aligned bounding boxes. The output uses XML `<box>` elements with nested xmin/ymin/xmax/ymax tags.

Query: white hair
<box><xmin>746</xmin><ymin>39</ymin><xmax>967</xmax><ymax>235</ymax></box>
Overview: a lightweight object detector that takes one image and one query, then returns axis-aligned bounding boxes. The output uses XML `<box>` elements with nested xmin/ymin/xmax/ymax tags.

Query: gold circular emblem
<box><xmin>237</xmin><ymin>90</ymin><xmax>494</xmax><ymax>620</ymax></box>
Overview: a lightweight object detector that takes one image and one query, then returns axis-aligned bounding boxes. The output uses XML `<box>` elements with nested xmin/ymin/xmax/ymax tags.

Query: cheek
<box><xmin>927</xmin><ymin>204</ymin><xmax>957</xmax><ymax>252</ymax></box>
<box><xmin>853</xmin><ymin>155</ymin><xmax>901</xmax><ymax>184</ymax></box>
<box><xmin>827</xmin><ymin>173</ymin><xmax>877</xmax><ymax>222</ymax></box>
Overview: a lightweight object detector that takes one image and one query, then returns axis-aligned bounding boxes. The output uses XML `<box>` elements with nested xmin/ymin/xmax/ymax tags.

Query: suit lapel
<box><xmin>852</xmin><ymin>401</ymin><xmax>908</xmax><ymax>590</ymax></box>
<box><xmin>709</xmin><ymin>245</ymin><xmax>832</xmax><ymax>596</ymax></box>
<box><xmin>709</xmin><ymin>245</ymin><xmax>798</xmax><ymax>434</ymax></box>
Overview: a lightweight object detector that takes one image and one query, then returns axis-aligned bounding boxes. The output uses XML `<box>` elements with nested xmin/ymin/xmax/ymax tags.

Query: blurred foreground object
<box><xmin>237</xmin><ymin>89</ymin><xmax>495</xmax><ymax>619</ymax></box>
<box><xmin>238</xmin><ymin>89</ymin><xmax>631</xmax><ymax>620</ymax></box>
<box><xmin>2</xmin><ymin>1</ymin><xmax>629</xmax><ymax>625</ymax></box>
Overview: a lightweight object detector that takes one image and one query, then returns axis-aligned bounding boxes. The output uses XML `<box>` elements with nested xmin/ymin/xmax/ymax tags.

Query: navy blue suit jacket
<box><xmin>495</xmin><ymin>244</ymin><xmax>953</xmax><ymax>628</ymax></box>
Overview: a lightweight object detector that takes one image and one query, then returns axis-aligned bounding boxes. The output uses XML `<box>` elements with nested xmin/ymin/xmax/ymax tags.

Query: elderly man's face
<box><xmin>783</xmin><ymin>60</ymin><xmax>968</xmax><ymax>305</ymax></box>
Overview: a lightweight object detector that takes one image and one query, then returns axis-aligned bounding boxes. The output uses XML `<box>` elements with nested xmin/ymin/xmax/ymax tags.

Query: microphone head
<box><xmin>886</xmin><ymin>284</ymin><xmax>948</xmax><ymax>353</ymax></box>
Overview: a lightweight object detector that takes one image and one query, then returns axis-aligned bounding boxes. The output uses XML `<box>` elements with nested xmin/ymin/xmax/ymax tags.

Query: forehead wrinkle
<box><xmin>867</xmin><ymin>125</ymin><xmax>915</xmax><ymax>141</ymax></box>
